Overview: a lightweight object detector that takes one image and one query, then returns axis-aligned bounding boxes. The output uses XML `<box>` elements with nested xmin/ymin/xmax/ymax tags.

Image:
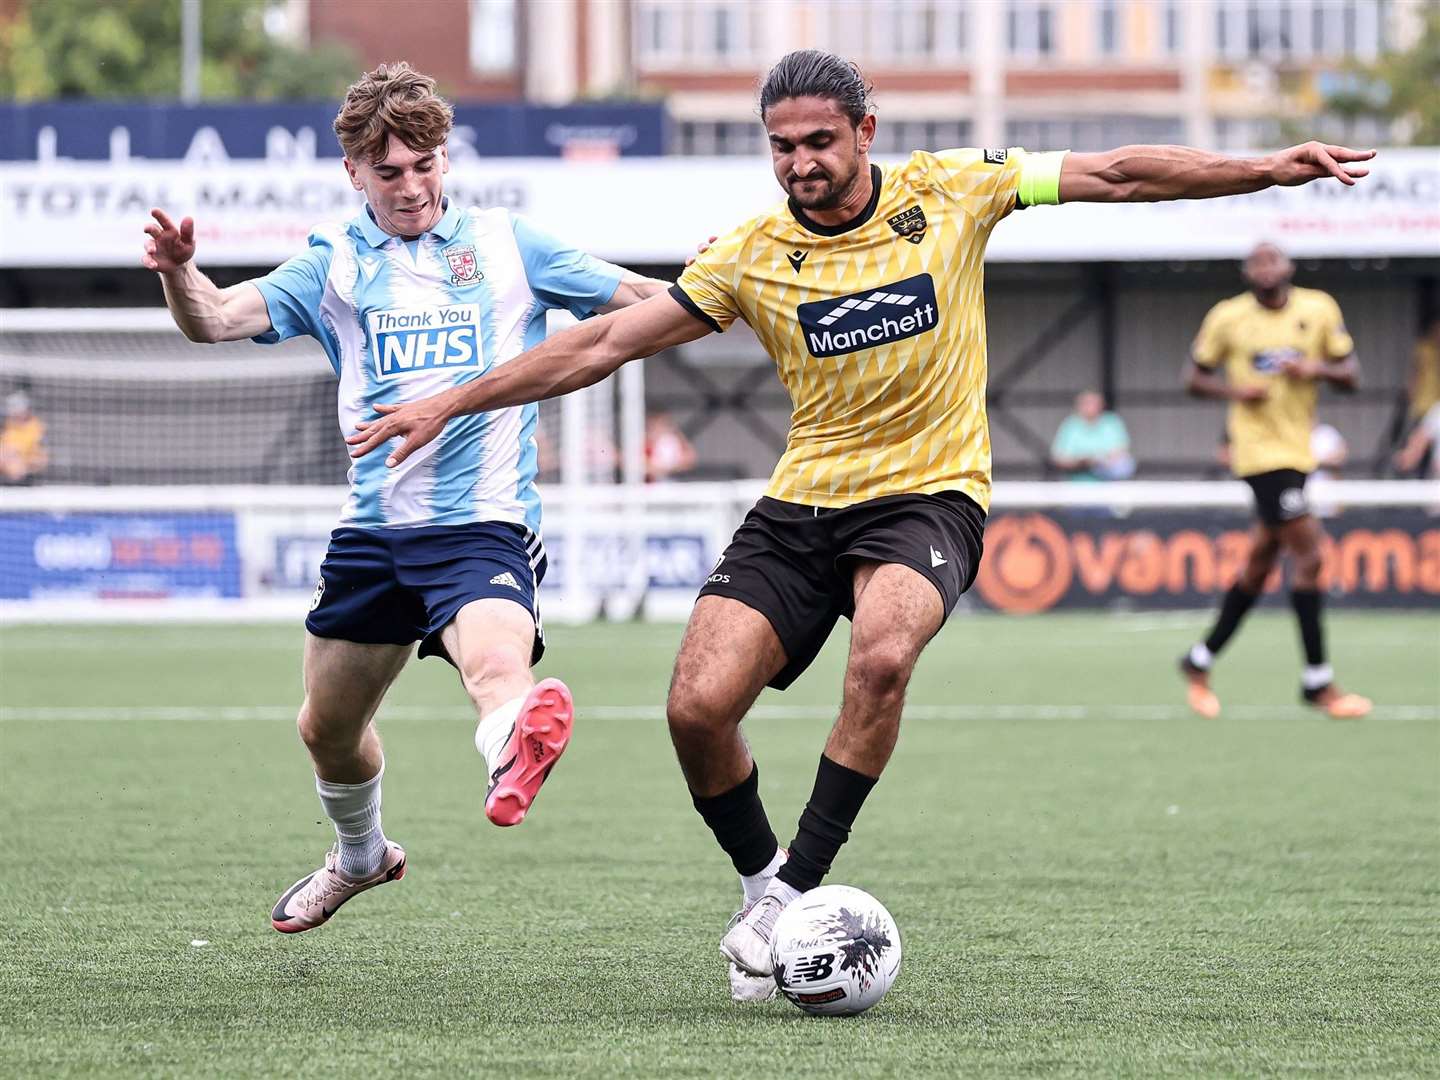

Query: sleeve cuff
<box><xmin>668</xmin><ymin>284</ymin><xmax>723</xmax><ymax>334</ymax></box>
<box><xmin>592</xmin><ymin>263</ymin><xmax>626</xmax><ymax>313</ymax></box>
<box><xmin>1018</xmin><ymin>150</ymin><xmax>1067</xmax><ymax>207</ymax></box>
<box><xmin>249</xmin><ymin>280</ymin><xmax>283</xmax><ymax>344</ymax></box>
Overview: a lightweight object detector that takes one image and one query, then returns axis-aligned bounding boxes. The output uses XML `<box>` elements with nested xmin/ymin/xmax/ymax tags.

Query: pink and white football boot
<box><xmin>270</xmin><ymin>841</ymin><xmax>406</xmax><ymax>934</ymax></box>
<box><xmin>483</xmin><ymin>677</ymin><xmax>575</xmax><ymax>827</ymax></box>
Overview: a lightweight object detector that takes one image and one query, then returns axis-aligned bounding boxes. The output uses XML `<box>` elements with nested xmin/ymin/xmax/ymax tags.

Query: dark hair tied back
<box><xmin>758</xmin><ymin>50</ymin><xmax>873</xmax><ymax>126</ymax></box>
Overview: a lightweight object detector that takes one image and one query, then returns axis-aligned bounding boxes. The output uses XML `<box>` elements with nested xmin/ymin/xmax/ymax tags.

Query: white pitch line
<box><xmin>1</xmin><ymin>704</ymin><xmax>1436</xmax><ymax>723</ymax></box>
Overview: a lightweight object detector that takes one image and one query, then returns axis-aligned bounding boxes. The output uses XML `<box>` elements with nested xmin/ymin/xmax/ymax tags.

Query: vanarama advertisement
<box><xmin>974</xmin><ymin>508</ymin><xmax>1440</xmax><ymax>612</ymax></box>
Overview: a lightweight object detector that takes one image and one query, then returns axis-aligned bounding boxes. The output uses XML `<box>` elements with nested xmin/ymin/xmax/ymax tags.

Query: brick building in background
<box><xmin>288</xmin><ymin>0</ymin><xmax>1427</xmax><ymax>153</ymax></box>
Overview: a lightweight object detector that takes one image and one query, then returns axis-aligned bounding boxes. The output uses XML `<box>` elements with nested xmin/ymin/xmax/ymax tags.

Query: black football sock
<box><xmin>691</xmin><ymin>764</ymin><xmax>779</xmax><ymax>877</ymax></box>
<box><xmin>777</xmin><ymin>755</ymin><xmax>878</xmax><ymax>893</ymax></box>
<box><xmin>1203</xmin><ymin>584</ymin><xmax>1261</xmax><ymax>657</ymax></box>
<box><xmin>1290</xmin><ymin>586</ymin><xmax>1328</xmax><ymax>671</ymax></box>
<box><xmin>1291</xmin><ymin>589</ymin><xmax>1337</xmax><ymax>700</ymax></box>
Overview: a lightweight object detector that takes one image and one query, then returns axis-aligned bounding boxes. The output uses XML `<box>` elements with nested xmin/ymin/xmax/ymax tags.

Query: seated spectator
<box><xmin>0</xmin><ymin>392</ymin><xmax>47</xmax><ymax>485</ymax></box>
<box><xmin>1395</xmin><ymin>402</ymin><xmax>1440</xmax><ymax>480</ymax></box>
<box><xmin>1050</xmin><ymin>390</ymin><xmax>1135</xmax><ymax>481</ymax></box>
<box><xmin>1407</xmin><ymin>316</ymin><xmax>1440</xmax><ymax>426</ymax></box>
<box><xmin>1400</xmin><ymin>318</ymin><xmax>1440</xmax><ymax>477</ymax></box>
<box><xmin>644</xmin><ymin>412</ymin><xmax>696</xmax><ymax>483</ymax></box>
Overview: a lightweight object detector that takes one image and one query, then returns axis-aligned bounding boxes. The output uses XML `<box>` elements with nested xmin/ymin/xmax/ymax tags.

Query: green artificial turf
<box><xmin>1</xmin><ymin>612</ymin><xmax>1436</xmax><ymax>1078</ymax></box>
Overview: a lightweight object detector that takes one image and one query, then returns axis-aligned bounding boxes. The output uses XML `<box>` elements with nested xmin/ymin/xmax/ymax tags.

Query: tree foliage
<box><xmin>1325</xmin><ymin>5</ymin><xmax>1440</xmax><ymax>145</ymax></box>
<box><xmin>0</xmin><ymin>0</ymin><xmax>360</xmax><ymax>101</ymax></box>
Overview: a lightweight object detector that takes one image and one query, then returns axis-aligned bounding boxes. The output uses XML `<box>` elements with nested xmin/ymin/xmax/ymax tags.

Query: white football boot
<box><xmin>727</xmin><ymin>904</ymin><xmax>778</xmax><ymax>1002</ymax></box>
<box><xmin>720</xmin><ymin>893</ymin><xmax>786</xmax><ymax>977</ymax></box>
<box><xmin>724</xmin><ymin>847</ymin><xmax>788</xmax><ymax>999</ymax></box>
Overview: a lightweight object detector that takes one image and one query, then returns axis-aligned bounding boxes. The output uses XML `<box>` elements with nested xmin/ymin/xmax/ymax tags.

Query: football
<box><xmin>770</xmin><ymin>885</ymin><xmax>902</xmax><ymax>1017</ymax></box>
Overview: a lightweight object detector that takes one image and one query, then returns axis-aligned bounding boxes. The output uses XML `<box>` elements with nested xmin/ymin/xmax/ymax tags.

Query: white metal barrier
<box><xmin>2</xmin><ymin>480</ymin><xmax>1436</xmax><ymax>623</ymax></box>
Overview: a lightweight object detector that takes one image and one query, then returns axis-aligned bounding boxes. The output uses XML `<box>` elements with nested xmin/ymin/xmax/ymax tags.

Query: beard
<box><xmin>786</xmin><ymin>162</ymin><xmax>861</xmax><ymax>210</ymax></box>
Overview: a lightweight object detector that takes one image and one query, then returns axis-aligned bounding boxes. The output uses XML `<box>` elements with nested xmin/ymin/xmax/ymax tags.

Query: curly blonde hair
<box><xmin>333</xmin><ymin>62</ymin><xmax>454</xmax><ymax>165</ymax></box>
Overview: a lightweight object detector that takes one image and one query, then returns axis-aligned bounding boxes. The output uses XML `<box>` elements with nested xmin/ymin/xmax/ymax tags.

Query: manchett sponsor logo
<box><xmin>797</xmin><ymin>273</ymin><xmax>939</xmax><ymax>358</ymax></box>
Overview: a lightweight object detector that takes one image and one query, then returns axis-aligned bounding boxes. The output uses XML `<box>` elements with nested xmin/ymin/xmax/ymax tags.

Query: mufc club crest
<box><xmin>886</xmin><ymin>205</ymin><xmax>928</xmax><ymax>245</ymax></box>
<box><xmin>445</xmin><ymin>245</ymin><xmax>482</xmax><ymax>285</ymax></box>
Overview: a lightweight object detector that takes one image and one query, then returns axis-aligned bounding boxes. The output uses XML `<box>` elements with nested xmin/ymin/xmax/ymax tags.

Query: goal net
<box><xmin>0</xmin><ymin>308</ymin><xmax>633</xmax><ymax>488</ymax></box>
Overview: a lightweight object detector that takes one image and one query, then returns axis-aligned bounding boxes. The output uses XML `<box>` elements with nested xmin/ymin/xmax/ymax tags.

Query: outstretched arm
<box><xmin>346</xmin><ymin>291</ymin><xmax>713</xmax><ymax>467</ymax></box>
<box><xmin>143</xmin><ymin>209</ymin><xmax>271</xmax><ymax>343</ymax></box>
<box><xmin>1059</xmin><ymin>142</ymin><xmax>1375</xmax><ymax>204</ymax></box>
<box><xmin>597</xmin><ymin>270</ymin><xmax>672</xmax><ymax>312</ymax></box>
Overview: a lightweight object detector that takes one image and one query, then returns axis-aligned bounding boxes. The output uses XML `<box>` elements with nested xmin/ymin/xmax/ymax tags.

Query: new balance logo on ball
<box><xmin>797</xmin><ymin>274</ymin><xmax>939</xmax><ymax>358</ymax></box>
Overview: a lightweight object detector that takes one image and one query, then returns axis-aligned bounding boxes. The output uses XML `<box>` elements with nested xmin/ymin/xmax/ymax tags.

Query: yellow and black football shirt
<box><xmin>671</xmin><ymin>148</ymin><xmax>1065</xmax><ymax>511</ymax></box>
<box><xmin>1192</xmin><ymin>287</ymin><xmax>1354</xmax><ymax>478</ymax></box>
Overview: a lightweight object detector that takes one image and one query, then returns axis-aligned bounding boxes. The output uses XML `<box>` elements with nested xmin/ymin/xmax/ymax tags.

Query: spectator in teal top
<box><xmin>1050</xmin><ymin>390</ymin><xmax>1136</xmax><ymax>482</ymax></box>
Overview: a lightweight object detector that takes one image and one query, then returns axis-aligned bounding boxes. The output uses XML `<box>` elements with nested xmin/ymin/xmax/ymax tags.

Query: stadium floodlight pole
<box><xmin>181</xmin><ymin>0</ymin><xmax>202</xmax><ymax>104</ymax></box>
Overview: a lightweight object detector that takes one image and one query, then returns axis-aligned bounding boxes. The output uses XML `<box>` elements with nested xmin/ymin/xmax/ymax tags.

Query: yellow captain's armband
<box><xmin>1017</xmin><ymin>150</ymin><xmax>1068</xmax><ymax>207</ymax></box>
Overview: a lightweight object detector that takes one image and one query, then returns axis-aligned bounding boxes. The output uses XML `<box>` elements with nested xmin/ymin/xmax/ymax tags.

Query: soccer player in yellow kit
<box><xmin>1180</xmin><ymin>243</ymin><xmax>1372</xmax><ymax>720</ymax></box>
<box><xmin>347</xmin><ymin>51</ymin><xmax>1375</xmax><ymax>999</ymax></box>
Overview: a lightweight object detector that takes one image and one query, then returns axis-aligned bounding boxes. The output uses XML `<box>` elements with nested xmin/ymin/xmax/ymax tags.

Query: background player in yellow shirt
<box><xmin>347</xmin><ymin>51</ymin><xmax>1376</xmax><ymax>999</ymax></box>
<box><xmin>1180</xmin><ymin>243</ymin><xmax>1370</xmax><ymax>720</ymax></box>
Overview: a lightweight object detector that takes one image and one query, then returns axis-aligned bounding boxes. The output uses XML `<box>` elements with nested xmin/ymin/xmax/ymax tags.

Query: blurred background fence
<box><xmin>1</xmin><ymin>0</ymin><xmax>1437</xmax><ymax>619</ymax></box>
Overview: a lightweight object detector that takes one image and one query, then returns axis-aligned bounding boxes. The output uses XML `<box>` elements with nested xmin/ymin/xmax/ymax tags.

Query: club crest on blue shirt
<box><xmin>445</xmin><ymin>245</ymin><xmax>482</xmax><ymax>285</ymax></box>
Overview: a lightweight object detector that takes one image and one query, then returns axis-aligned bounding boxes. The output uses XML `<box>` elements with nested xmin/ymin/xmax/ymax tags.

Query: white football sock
<box><xmin>1189</xmin><ymin>643</ymin><xmax>1214</xmax><ymax>670</ymax></box>
<box><xmin>475</xmin><ymin>695</ymin><xmax>525</xmax><ymax>774</ymax></box>
<box><xmin>763</xmin><ymin>877</ymin><xmax>802</xmax><ymax>906</ymax></box>
<box><xmin>741</xmin><ymin>847</ymin><xmax>787</xmax><ymax>905</ymax></box>
<box><xmin>1302</xmin><ymin>664</ymin><xmax>1334</xmax><ymax>691</ymax></box>
<box><xmin>315</xmin><ymin>765</ymin><xmax>386</xmax><ymax>880</ymax></box>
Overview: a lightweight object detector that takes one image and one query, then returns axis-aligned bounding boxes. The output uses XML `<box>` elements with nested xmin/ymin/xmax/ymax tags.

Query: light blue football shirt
<box><xmin>253</xmin><ymin>197</ymin><xmax>623</xmax><ymax>531</ymax></box>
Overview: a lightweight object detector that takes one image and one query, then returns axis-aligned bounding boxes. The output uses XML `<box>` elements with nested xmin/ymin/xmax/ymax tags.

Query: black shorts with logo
<box><xmin>1243</xmin><ymin>468</ymin><xmax>1312</xmax><ymax>527</ymax></box>
<box><xmin>699</xmin><ymin>491</ymin><xmax>986</xmax><ymax>690</ymax></box>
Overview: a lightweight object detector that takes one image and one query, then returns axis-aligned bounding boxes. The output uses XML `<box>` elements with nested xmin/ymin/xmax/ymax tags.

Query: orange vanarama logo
<box><xmin>976</xmin><ymin>513</ymin><xmax>1440</xmax><ymax>613</ymax></box>
<box><xmin>975</xmin><ymin>515</ymin><xmax>1072</xmax><ymax>613</ymax></box>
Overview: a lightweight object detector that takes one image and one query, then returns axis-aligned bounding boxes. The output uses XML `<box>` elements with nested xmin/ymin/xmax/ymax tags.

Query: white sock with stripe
<box><xmin>315</xmin><ymin>765</ymin><xmax>387</xmax><ymax>880</ymax></box>
<box><xmin>475</xmin><ymin>695</ymin><xmax>525</xmax><ymax>774</ymax></box>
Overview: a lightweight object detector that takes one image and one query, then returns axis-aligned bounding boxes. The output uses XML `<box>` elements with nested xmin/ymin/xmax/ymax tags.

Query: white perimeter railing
<box><xmin>2</xmin><ymin>480</ymin><xmax>1437</xmax><ymax>624</ymax></box>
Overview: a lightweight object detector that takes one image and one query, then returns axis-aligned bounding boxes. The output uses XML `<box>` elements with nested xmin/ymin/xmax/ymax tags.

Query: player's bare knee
<box><xmin>1292</xmin><ymin>547</ymin><xmax>1323</xmax><ymax>585</ymax></box>
<box><xmin>457</xmin><ymin>642</ymin><xmax>529</xmax><ymax>704</ymax></box>
<box><xmin>296</xmin><ymin>702</ymin><xmax>361</xmax><ymax>755</ymax></box>
<box><xmin>666</xmin><ymin>677</ymin><xmax>736</xmax><ymax>744</ymax></box>
<box><xmin>846</xmin><ymin>641</ymin><xmax>913</xmax><ymax>707</ymax></box>
<box><xmin>1240</xmin><ymin>548</ymin><xmax>1278</xmax><ymax>591</ymax></box>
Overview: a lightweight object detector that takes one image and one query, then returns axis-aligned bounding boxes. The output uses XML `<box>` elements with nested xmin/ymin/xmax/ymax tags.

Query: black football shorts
<box><xmin>1243</xmin><ymin>468</ymin><xmax>1311</xmax><ymax>527</ymax></box>
<box><xmin>698</xmin><ymin>491</ymin><xmax>985</xmax><ymax>690</ymax></box>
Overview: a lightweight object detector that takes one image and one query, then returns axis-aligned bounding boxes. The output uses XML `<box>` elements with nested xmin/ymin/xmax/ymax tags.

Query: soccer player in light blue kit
<box><xmin>142</xmin><ymin>63</ymin><xmax>667</xmax><ymax>933</ymax></box>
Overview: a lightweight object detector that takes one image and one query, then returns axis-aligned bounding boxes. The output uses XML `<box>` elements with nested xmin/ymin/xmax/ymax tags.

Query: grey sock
<box><xmin>315</xmin><ymin>766</ymin><xmax>387</xmax><ymax>879</ymax></box>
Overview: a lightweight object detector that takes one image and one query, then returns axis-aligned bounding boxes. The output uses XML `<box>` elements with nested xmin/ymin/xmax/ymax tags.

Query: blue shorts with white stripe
<box><xmin>306</xmin><ymin>522</ymin><xmax>546</xmax><ymax>666</ymax></box>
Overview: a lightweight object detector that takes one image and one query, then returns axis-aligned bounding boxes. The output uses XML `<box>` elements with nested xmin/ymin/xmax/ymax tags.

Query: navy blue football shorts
<box><xmin>305</xmin><ymin>522</ymin><xmax>547</xmax><ymax>666</ymax></box>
